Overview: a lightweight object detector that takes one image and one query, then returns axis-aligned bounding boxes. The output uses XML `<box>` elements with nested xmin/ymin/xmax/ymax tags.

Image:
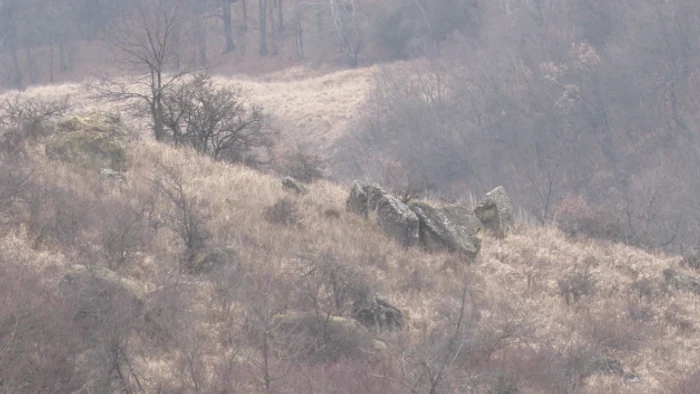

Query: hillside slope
<box><xmin>0</xmin><ymin>87</ymin><xmax>698</xmax><ymax>393</ymax></box>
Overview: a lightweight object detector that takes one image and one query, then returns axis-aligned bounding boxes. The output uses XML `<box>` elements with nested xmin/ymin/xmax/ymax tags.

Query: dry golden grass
<box><xmin>2</xmin><ymin>76</ymin><xmax>699</xmax><ymax>392</ymax></box>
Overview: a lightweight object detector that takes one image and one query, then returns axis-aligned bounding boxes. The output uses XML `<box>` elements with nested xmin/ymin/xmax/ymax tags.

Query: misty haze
<box><xmin>1</xmin><ymin>0</ymin><xmax>700</xmax><ymax>393</ymax></box>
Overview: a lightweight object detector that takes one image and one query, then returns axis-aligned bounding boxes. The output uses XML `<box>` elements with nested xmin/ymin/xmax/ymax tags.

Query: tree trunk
<box><xmin>152</xmin><ymin>101</ymin><xmax>165</xmax><ymax>142</ymax></box>
<box><xmin>9</xmin><ymin>27</ymin><xmax>22</xmax><ymax>89</ymax></box>
<box><xmin>59</xmin><ymin>41</ymin><xmax>68</xmax><ymax>72</ymax></box>
<box><xmin>241</xmin><ymin>0</ymin><xmax>248</xmax><ymax>31</ymax></box>
<box><xmin>277</xmin><ymin>0</ymin><xmax>283</xmax><ymax>32</ymax></box>
<box><xmin>196</xmin><ymin>15</ymin><xmax>208</xmax><ymax>65</ymax></box>
<box><xmin>49</xmin><ymin>43</ymin><xmax>55</xmax><ymax>83</ymax></box>
<box><xmin>222</xmin><ymin>1</ymin><xmax>235</xmax><ymax>53</ymax></box>
<box><xmin>258</xmin><ymin>0</ymin><xmax>268</xmax><ymax>56</ymax></box>
<box><xmin>295</xmin><ymin>7</ymin><xmax>304</xmax><ymax>59</ymax></box>
<box><xmin>268</xmin><ymin>0</ymin><xmax>277</xmax><ymax>55</ymax></box>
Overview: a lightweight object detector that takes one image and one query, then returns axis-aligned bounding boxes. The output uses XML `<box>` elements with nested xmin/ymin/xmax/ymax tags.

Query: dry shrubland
<box><xmin>3</xmin><ymin>1</ymin><xmax>700</xmax><ymax>392</ymax></box>
<box><xmin>0</xmin><ymin>91</ymin><xmax>698</xmax><ymax>393</ymax></box>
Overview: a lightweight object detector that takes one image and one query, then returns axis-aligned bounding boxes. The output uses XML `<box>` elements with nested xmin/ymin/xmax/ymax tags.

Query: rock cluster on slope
<box><xmin>347</xmin><ymin>181</ymin><xmax>514</xmax><ymax>261</ymax></box>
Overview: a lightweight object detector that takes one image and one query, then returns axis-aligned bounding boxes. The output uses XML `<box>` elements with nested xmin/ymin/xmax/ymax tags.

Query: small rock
<box><xmin>100</xmin><ymin>168</ymin><xmax>123</xmax><ymax>181</ymax></box>
<box><xmin>282</xmin><ymin>176</ymin><xmax>308</xmax><ymax>195</ymax></box>
<box><xmin>184</xmin><ymin>247</ymin><xmax>238</xmax><ymax>275</ymax></box>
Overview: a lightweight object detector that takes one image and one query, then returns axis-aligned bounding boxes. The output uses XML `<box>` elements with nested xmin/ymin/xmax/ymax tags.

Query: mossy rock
<box><xmin>56</xmin><ymin>111</ymin><xmax>128</xmax><ymax>138</ymax></box>
<box><xmin>60</xmin><ymin>264</ymin><xmax>147</xmax><ymax>308</ymax></box>
<box><xmin>45</xmin><ymin>111</ymin><xmax>128</xmax><ymax>170</ymax></box>
<box><xmin>184</xmin><ymin>247</ymin><xmax>238</xmax><ymax>275</ymax></box>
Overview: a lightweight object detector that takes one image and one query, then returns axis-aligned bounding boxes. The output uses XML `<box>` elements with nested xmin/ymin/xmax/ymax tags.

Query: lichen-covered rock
<box><xmin>60</xmin><ymin>264</ymin><xmax>146</xmax><ymax>307</ymax></box>
<box><xmin>184</xmin><ymin>247</ymin><xmax>238</xmax><ymax>275</ymax></box>
<box><xmin>474</xmin><ymin>186</ymin><xmax>514</xmax><ymax>238</ymax></box>
<box><xmin>410</xmin><ymin>201</ymin><xmax>482</xmax><ymax>261</ymax></box>
<box><xmin>352</xmin><ymin>294</ymin><xmax>404</xmax><ymax>331</ymax></box>
<box><xmin>346</xmin><ymin>181</ymin><xmax>419</xmax><ymax>246</ymax></box>
<box><xmin>347</xmin><ymin>180</ymin><xmax>369</xmax><ymax>216</ymax></box>
<box><xmin>60</xmin><ymin>265</ymin><xmax>146</xmax><ymax>328</ymax></box>
<box><xmin>282</xmin><ymin>176</ymin><xmax>308</xmax><ymax>194</ymax></box>
<box><xmin>45</xmin><ymin>111</ymin><xmax>128</xmax><ymax>171</ymax></box>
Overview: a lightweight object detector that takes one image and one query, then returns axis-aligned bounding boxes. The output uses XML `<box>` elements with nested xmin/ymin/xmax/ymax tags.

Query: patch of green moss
<box><xmin>46</xmin><ymin>111</ymin><xmax>129</xmax><ymax>170</ymax></box>
<box><xmin>56</xmin><ymin>111</ymin><xmax>127</xmax><ymax>138</ymax></box>
<box><xmin>45</xmin><ymin>131</ymin><xmax>126</xmax><ymax>170</ymax></box>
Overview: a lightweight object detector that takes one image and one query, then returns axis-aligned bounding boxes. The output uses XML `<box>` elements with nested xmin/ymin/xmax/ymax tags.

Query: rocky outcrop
<box><xmin>282</xmin><ymin>176</ymin><xmax>308</xmax><ymax>195</ymax></box>
<box><xmin>346</xmin><ymin>181</ymin><xmax>419</xmax><ymax>246</ymax></box>
<box><xmin>184</xmin><ymin>247</ymin><xmax>238</xmax><ymax>275</ymax></box>
<box><xmin>410</xmin><ymin>201</ymin><xmax>482</xmax><ymax>261</ymax></box>
<box><xmin>45</xmin><ymin>111</ymin><xmax>128</xmax><ymax>171</ymax></box>
<box><xmin>60</xmin><ymin>265</ymin><xmax>146</xmax><ymax>328</ymax></box>
<box><xmin>60</xmin><ymin>264</ymin><xmax>146</xmax><ymax>308</ymax></box>
<box><xmin>352</xmin><ymin>294</ymin><xmax>404</xmax><ymax>331</ymax></box>
<box><xmin>474</xmin><ymin>186</ymin><xmax>514</xmax><ymax>238</ymax></box>
<box><xmin>346</xmin><ymin>182</ymin><xmax>514</xmax><ymax>260</ymax></box>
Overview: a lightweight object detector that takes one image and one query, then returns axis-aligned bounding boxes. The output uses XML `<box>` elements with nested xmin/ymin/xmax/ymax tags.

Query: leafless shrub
<box><xmin>682</xmin><ymin>251</ymin><xmax>700</xmax><ymax>270</ymax></box>
<box><xmin>98</xmin><ymin>194</ymin><xmax>156</xmax><ymax>269</ymax></box>
<box><xmin>162</xmin><ymin>73</ymin><xmax>275</xmax><ymax>167</ymax></box>
<box><xmin>579</xmin><ymin>306</ymin><xmax>653</xmax><ymax>352</ymax></box>
<box><xmin>149</xmin><ymin>163</ymin><xmax>210</xmax><ymax>252</ymax></box>
<box><xmin>557</xmin><ymin>267</ymin><xmax>597</xmax><ymax>305</ymax></box>
<box><xmin>629</xmin><ymin>278</ymin><xmax>659</xmax><ymax>302</ymax></box>
<box><xmin>0</xmin><ymin>95</ymin><xmax>71</xmax><ymax>146</ymax></box>
<box><xmin>298</xmin><ymin>252</ymin><xmax>372</xmax><ymax>317</ymax></box>
<box><xmin>283</xmin><ymin>358</ymin><xmax>401</xmax><ymax>394</ymax></box>
<box><xmin>264</xmin><ymin>197</ymin><xmax>300</xmax><ymax>226</ymax></box>
<box><xmin>0</xmin><ymin>261</ymin><xmax>85</xmax><ymax>393</ymax></box>
<box><xmin>26</xmin><ymin>181</ymin><xmax>97</xmax><ymax>250</ymax></box>
<box><xmin>278</xmin><ymin>144</ymin><xmax>326</xmax><ymax>184</ymax></box>
<box><xmin>664</xmin><ymin>304</ymin><xmax>695</xmax><ymax>334</ymax></box>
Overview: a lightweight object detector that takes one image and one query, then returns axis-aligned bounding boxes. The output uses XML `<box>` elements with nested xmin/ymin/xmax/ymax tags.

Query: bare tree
<box><xmin>161</xmin><ymin>73</ymin><xmax>275</xmax><ymax>165</ymax></box>
<box><xmin>91</xmin><ymin>0</ymin><xmax>192</xmax><ymax>141</ymax></box>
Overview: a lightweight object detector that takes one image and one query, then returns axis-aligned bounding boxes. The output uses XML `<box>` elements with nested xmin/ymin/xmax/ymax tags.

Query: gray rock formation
<box><xmin>46</xmin><ymin>111</ymin><xmax>129</xmax><ymax>171</ymax></box>
<box><xmin>347</xmin><ymin>181</ymin><xmax>419</xmax><ymax>246</ymax></box>
<box><xmin>60</xmin><ymin>265</ymin><xmax>146</xmax><ymax>328</ymax></box>
<box><xmin>474</xmin><ymin>186</ymin><xmax>514</xmax><ymax>238</ymax></box>
<box><xmin>184</xmin><ymin>247</ymin><xmax>238</xmax><ymax>275</ymax></box>
<box><xmin>410</xmin><ymin>201</ymin><xmax>482</xmax><ymax>261</ymax></box>
<box><xmin>352</xmin><ymin>294</ymin><xmax>404</xmax><ymax>331</ymax></box>
<box><xmin>282</xmin><ymin>176</ymin><xmax>308</xmax><ymax>195</ymax></box>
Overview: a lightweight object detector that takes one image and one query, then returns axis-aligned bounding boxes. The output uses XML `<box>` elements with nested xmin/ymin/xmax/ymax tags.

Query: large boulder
<box><xmin>352</xmin><ymin>294</ymin><xmax>404</xmax><ymax>332</ymax></box>
<box><xmin>474</xmin><ymin>186</ymin><xmax>514</xmax><ymax>238</ymax></box>
<box><xmin>271</xmin><ymin>311</ymin><xmax>385</xmax><ymax>359</ymax></box>
<box><xmin>410</xmin><ymin>201</ymin><xmax>482</xmax><ymax>261</ymax></box>
<box><xmin>346</xmin><ymin>181</ymin><xmax>419</xmax><ymax>246</ymax></box>
<box><xmin>281</xmin><ymin>176</ymin><xmax>308</xmax><ymax>195</ymax></box>
<box><xmin>60</xmin><ymin>265</ymin><xmax>146</xmax><ymax>306</ymax></box>
<box><xmin>60</xmin><ymin>265</ymin><xmax>146</xmax><ymax>327</ymax></box>
<box><xmin>45</xmin><ymin>111</ymin><xmax>128</xmax><ymax>171</ymax></box>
